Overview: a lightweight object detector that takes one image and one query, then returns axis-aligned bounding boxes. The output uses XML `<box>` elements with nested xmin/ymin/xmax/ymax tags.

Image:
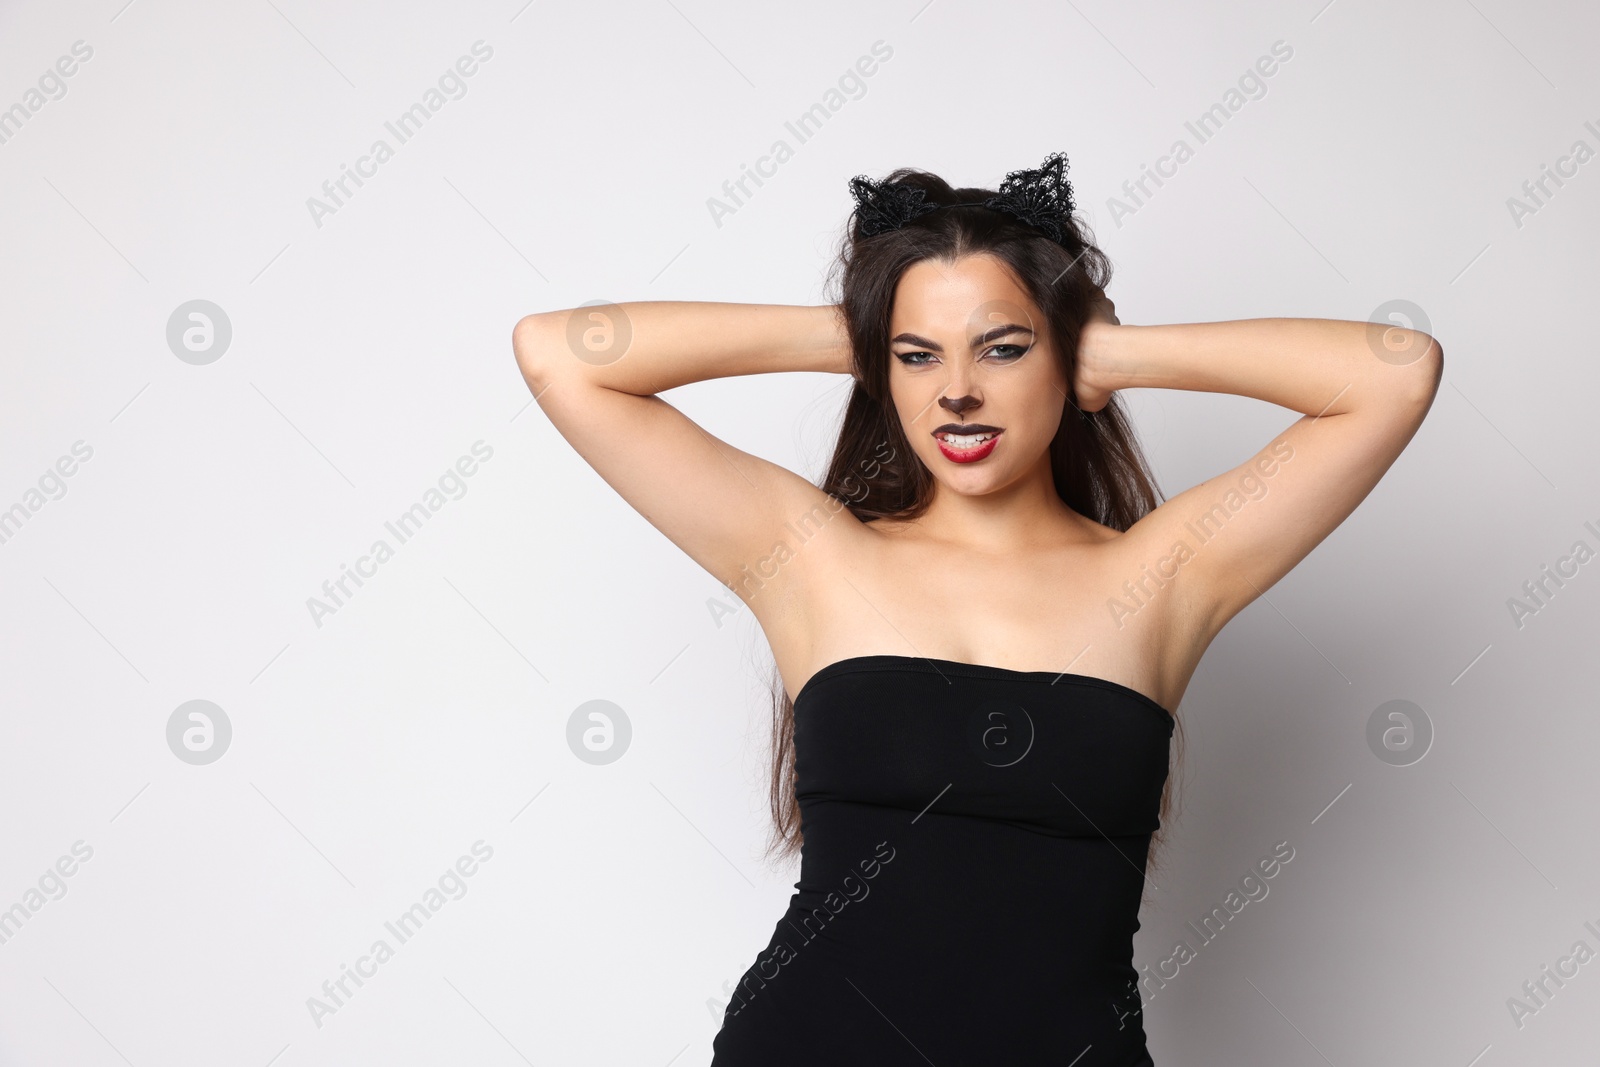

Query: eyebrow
<box><xmin>890</xmin><ymin>323</ymin><xmax>1035</xmax><ymax>353</ymax></box>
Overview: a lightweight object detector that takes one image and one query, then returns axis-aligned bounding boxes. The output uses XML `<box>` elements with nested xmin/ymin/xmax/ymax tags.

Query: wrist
<box><xmin>1079</xmin><ymin>320</ymin><xmax>1128</xmax><ymax>394</ymax></box>
<box><xmin>812</xmin><ymin>303</ymin><xmax>853</xmax><ymax>376</ymax></box>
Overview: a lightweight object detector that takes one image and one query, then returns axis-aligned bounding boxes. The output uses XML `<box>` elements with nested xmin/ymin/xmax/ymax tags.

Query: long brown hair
<box><xmin>764</xmin><ymin>161</ymin><xmax>1185</xmax><ymax>895</ymax></box>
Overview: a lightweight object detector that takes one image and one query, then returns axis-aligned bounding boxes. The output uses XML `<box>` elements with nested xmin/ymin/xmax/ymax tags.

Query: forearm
<box><xmin>514</xmin><ymin>301</ymin><xmax>850</xmax><ymax>395</ymax></box>
<box><xmin>1087</xmin><ymin>318</ymin><xmax>1441</xmax><ymax>417</ymax></box>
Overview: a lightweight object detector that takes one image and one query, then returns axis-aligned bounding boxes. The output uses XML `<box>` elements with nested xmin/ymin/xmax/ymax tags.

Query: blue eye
<box><xmin>894</xmin><ymin>344</ymin><xmax>1028</xmax><ymax>366</ymax></box>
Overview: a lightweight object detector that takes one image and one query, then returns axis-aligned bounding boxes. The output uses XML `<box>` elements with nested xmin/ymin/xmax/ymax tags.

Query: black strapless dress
<box><xmin>710</xmin><ymin>654</ymin><xmax>1174</xmax><ymax>1067</ymax></box>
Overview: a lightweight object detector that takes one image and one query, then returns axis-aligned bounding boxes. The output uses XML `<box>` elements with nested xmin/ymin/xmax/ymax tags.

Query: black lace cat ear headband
<box><xmin>847</xmin><ymin>151</ymin><xmax>1076</xmax><ymax>246</ymax></box>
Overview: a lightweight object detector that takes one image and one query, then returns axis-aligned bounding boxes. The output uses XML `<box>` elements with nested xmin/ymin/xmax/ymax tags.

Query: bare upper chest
<box><xmin>759</xmin><ymin>517</ymin><xmax>1198</xmax><ymax>713</ymax></box>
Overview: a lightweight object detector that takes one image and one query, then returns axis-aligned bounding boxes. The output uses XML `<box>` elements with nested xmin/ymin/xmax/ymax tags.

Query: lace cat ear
<box><xmin>847</xmin><ymin>174</ymin><xmax>941</xmax><ymax>237</ymax></box>
<box><xmin>981</xmin><ymin>151</ymin><xmax>1075</xmax><ymax>244</ymax></box>
<box><xmin>847</xmin><ymin>153</ymin><xmax>1077</xmax><ymax>246</ymax></box>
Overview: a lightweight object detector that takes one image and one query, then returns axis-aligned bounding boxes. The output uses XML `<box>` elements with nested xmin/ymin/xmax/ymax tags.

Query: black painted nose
<box><xmin>940</xmin><ymin>394</ymin><xmax>980</xmax><ymax>417</ymax></box>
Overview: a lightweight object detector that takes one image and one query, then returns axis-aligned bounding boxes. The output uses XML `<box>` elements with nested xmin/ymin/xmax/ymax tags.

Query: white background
<box><xmin>1</xmin><ymin>0</ymin><xmax>1597</xmax><ymax>1063</ymax></box>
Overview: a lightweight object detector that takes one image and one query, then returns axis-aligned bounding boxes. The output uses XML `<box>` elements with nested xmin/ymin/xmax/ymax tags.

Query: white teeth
<box><xmin>939</xmin><ymin>432</ymin><xmax>997</xmax><ymax>448</ymax></box>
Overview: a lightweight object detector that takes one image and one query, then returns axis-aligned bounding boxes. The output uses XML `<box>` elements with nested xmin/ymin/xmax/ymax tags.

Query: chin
<box><xmin>930</xmin><ymin>462</ymin><xmax>1009</xmax><ymax>490</ymax></box>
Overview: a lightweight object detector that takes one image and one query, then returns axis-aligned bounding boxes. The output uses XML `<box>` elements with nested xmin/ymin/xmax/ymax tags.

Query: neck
<box><xmin>909</xmin><ymin>457</ymin><xmax>1095</xmax><ymax>552</ymax></box>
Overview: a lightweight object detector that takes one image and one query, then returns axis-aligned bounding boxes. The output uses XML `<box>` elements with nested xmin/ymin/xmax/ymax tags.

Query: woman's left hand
<box><xmin>1075</xmin><ymin>289</ymin><xmax>1120</xmax><ymax>413</ymax></box>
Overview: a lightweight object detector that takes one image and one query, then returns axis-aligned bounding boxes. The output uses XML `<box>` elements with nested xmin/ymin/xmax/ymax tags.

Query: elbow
<box><xmin>512</xmin><ymin>312</ymin><xmax>564</xmax><ymax>395</ymax></box>
<box><xmin>1412</xmin><ymin>330</ymin><xmax>1443</xmax><ymax>404</ymax></box>
<box><xmin>1389</xmin><ymin>329</ymin><xmax>1442</xmax><ymax>409</ymax></box>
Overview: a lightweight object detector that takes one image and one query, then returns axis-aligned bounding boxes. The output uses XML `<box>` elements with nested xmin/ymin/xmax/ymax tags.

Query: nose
<box><xmin>939</xmin><ymin>393</ymin><xmax>981</xmax><ymax>418</ymax></box>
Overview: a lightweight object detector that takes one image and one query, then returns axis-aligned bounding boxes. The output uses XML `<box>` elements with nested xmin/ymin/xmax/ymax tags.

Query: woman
<box><xmin>511</xmin><ymin>152</ymin><xmax>1441</xmax><ymax>1065</ymax></box>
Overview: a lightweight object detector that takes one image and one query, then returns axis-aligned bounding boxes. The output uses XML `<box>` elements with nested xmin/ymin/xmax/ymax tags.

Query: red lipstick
<box><xmin>933</xmin><ymin>427</ymin><xmax>1003</xmax><ymax>463</ymax></box>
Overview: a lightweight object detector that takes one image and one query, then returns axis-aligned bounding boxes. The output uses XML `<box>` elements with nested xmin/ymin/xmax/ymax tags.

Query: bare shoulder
<box><xmin>739</xmin><ymin>506</ymin><xmax>947</xmax><ymax>690</ymax></box>
<box><xmin>724</xmin><ymin>487</ymin><xmax>877</xmax><ymax>663</ymax></box>
<box><xmin>1088</xmin><ymin>512</ymin><xmax>1217</xmax><ymax>711</ymax></box>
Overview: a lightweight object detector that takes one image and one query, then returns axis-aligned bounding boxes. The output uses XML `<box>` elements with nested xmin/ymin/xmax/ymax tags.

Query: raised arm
<box><xmin>1081</xmin><ymin>313</ymin><xmax>1444</xmax><ymax>640</ymax></box>
<box><xmin>511</xmin><ymin>302</ymin><xmax>851</xmax><ymax>597</ymax></box>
